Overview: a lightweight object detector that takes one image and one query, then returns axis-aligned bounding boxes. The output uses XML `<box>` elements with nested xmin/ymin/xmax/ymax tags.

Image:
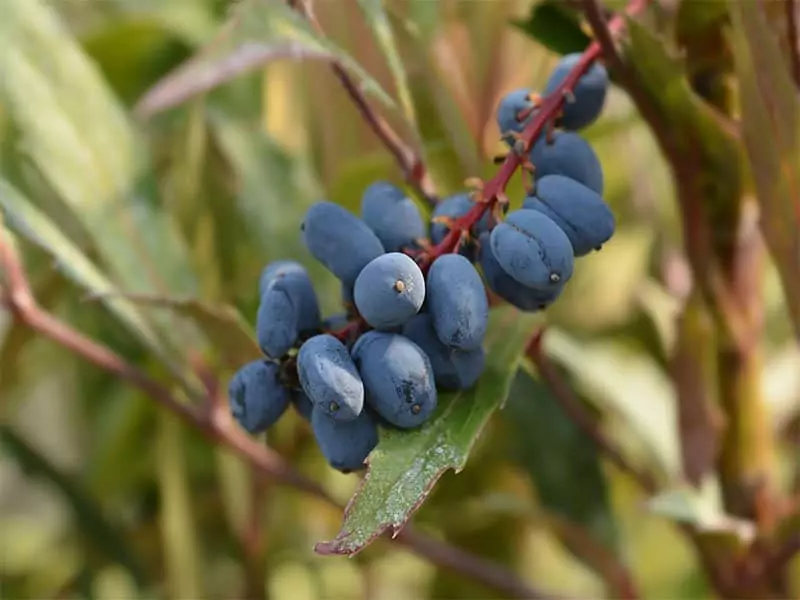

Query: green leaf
<box><xmin>103</xmin><ymin>0</ymin><xmax>219</xmax><ymax>47</ymax></box>
<box><xmin>0</xmin><ymin>180</ymin><xmax>173</xmax><ymax>366</ymax></box>
<box><xmin>215</xmin><ymin>448</ymin><xmax>255</xmax><ymax>537</ymax></box>
<box><xmin>647</xmin><ymin>478</ymin><xmax>755</xmax><ymax>545</ymax></box>
<box><xmin>402</xmin><ymin>0</ymin><xmax>441</xmax><ymax>41</ymax></box>
<box><xmin>0</xmin><ymin>0</ymin><xmax>197</xmax><ymax>297</ymax></box>
<box><xmin>209</xmin><ymin>114</ymin><xmax>318</xmax><ymax>261</ymax></box>
<box><xmin>136</xmin><ymin>0</ymin><xmax>396</xmax><ymax>117</ymax></box>
<box><xmin>80</xmin><ymin>18</ymin><xmax>195</xmax><ymax>106</ymax></box>
<box><xmin>511</xmin><ymin>1</ymin><xmax>591</xmax><ymax>56</ymax></box>
<box><xmin>504</xmin><ymin>368</ymin><xmax>618</xmax><ymax>553</ymax></box>
<box><xmin>84</xmin><ymin>390</ymin><xmax>156</xmax><ymax>498</ymax></box>
<box><xmin>157</xmin><ymin>412</ymin><xmax>204</xmax><ymax>599</ymax></box>
<box><xmin>676</xmin><ymin>2</ymin><xmax>728</xmax><ymax>39</ymax></box>
<box><xmin>0</xmin><ymin>425</ymin><xmax>148</xmax><ymax>589</ymax></box>
<box><xmin>728</xmin><ymin>1</ymin><xmax>800</xmax><ymax>340</ymax></box>
<box><xmin>543</xmin><ymin>328</ymin><xmax>682</xmax><ymax>479</ymax></box>
<box><xmin>315</xmin><ymin>307</ymin><xmax>542</xmax><ymax>557</ymax></box>
<box><xmin>88</xmin><ymin>292</ymin><xmax>261</xmax><ymax>369</ymax></box>
<box><xmin>207</xmin><ymin>113</ymin><xmax>340</xmax><ymax>309</ymax></box>
<box><xmin>357</xmin><ymin>0</ymin><xmax>417</xmax><ymax>126</ymax></box>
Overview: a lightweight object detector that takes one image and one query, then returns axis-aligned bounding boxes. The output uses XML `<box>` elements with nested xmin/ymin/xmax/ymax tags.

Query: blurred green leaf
<box><xmin>215</xmin><ymin>448</ymin><xmax>255</xmax><ymax>538</ymax></box>
<box><xmin>512</xmin><ymin>1</ymin><xmax>591</xmax><ymax>57</ymax></box>
<box><xmin>397</xmin><ymin>31</ymin><xmax>479</xmax><ymax>188</ymax></box>
<box><xmin>0</xmin><ymin>425</ymin><xmax>148</xmax><ymax>589</ymax></box>
<box><xmin>157</xmin><ymin>413</ymin><xmax>203</xmax><ymax>599</ymax></box>
<box><xmin>504</xmin><ymin>368</ymin><xmax>618</xmax><ymax>552</ymax></box>
<box><xmin>357</xmin><ymin>0</ymin><xmax>417</xmax><ymax>127</ymax></box>
<box><xmin>104</xmin><ymin>0</ymin><xmax>219</xmax><ymax>47</ymax></box>
<box><xmin>88</xmin><ymin>292</ymin><xmax>261</xmax><ymax>369</ymax></box>
<box><xmin>81</xmin><ymin>19</ymin><xmax>193</xmax><ymax>106</ymax></box>
<box><xmin>544</xmin><ymin>328</ymin><xmax>682</xmax><ymax>479</ymax></box>
<box><xmin>0</xmin><ymin>181</ymin><xmax>173</xmax><ymax>366</ymax></box>
<box><xmin>647</xmin><ymin>479</ymin><xmax>755</xmax><ymax>545</ymax></box>
<box><xmin>315</xmin><ymin>307</ymin><xmax>542</xmax><ymax>556</ymax></box>
<box><xmin>84</xmin><ymin>390</ymin><xmax>156</xmax><ymax>498</ymax></box>
<box><xmin>728</xmin><ymin>1</ymin><xmax>800</xmax><ymax>341</ymax></box>
<box><xmin>136</xmin><ymin>0</ymin><xmax>396</xmax><ymax>117</ymax></box>
<box><xmin>207</xmin><ymin>112</ymin><xmax>339</xmax><ymax>311</ymax></box>
<box><xmin>401</xmin><ymin>0</ymin><xmax>441</xmax><ymax>41</ymax></box>
<box><xmin>209</xmin><ymin>114</ymin><xmax>316</xmax><ymax>259</ymax></box>
<box><xmin>676</xmin><ymin>2</ymin><xmax>728</xmax><ymax>39</ymax></box>
<box><xmin>0</xmin><ymin>0</ymin><xmax>198</xmax><ymax>299</ymax></box>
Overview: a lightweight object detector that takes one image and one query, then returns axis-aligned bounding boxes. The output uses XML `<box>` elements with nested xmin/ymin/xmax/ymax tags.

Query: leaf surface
<box><xmin>504</xmin><ymin>368</ymin><xmax>618</xmax><ymax>552</ymax></box>
<box><xmin>729</xmin><ymin>1</ymin><xmax>800</xmax><ymax>339</ymax></box>
<box><xmin>512</xmin><ymin>1</ymin><xmax>591</xmax><ymax>56</ymax></box>
<box><xmin>136</xmin><ymin>0</ymin><xmax>396</xmax><ymax>117</ymax></box>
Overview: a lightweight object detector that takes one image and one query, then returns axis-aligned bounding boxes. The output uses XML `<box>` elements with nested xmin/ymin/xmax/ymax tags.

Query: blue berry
<box><xmin>301</xmin><ymin>201</ymin><xmax>385</xmax><ymax>288</ymax></box>
<box><xmin>256</xmin><ymin>287</ymin><xmax>297</xmax><ymax>359</ymax></box>
<box><xmin>489</xmin><ymin>209</ymin><xmax>574</xmax><ymax>290</ymax></box>
<box><xmin>477</xmin><ymin>232</ymin><xmax>563</xmax><ymax>311</ymax></box>
<box><xmin>311</xmin><ymin>408</ymin><xmax>379</xmax><ymax>473</ymax></box>
<box><xmin>256</xmin><ymin>261</ymin><xmax>321</xmax><ymax>358</ymax></box>
<box><xmin>354</xmin><ymin>253</ymin><xmax>425</xmax><ymax>329</ymax></box>
<box><xmin>361</xmin><ymin>181</ymin><xmax>426</xmax><ymax>252</ymax></box>
<box><xmin>352</xmin><ymin>332</ymin><xmax>437</xmax><ymax>429</ymax></box>
<box><xmin>258</xmin><ymin>260</ymin><xmax>307</xmax><ymax>297</ymax></box>
<box><xmin>228</xmin><ymin>360</ymin><xmax>290</xmax><ymax>434</ymax></box>
<box><xmin>297</xmin><ymin>334</ymin><xmax>364</xmax><ymax>422</ymax></box>
<box><xmin>544</xmin><ymin>54</ymin><xmax>608</xmax><ymax>131</ymax></box>
<box><xmin>524</xmin><ymin>175</ymin><xmax>615</xmax><ymax>257</ymax></box>
<box><xmin>402</xmin><ymin>313</ymin><xmax>485</xmax><ymax>391</ymax></box>
<box><xmin>426</xmin><ymin>254</ymin><xmax>488</xmax><ymax>351</ymax></box>
<box><xmin>496</xmin><ymin>88</ymin><xmax>537</xmax><ymax>146</ymax></box>
<box><xmin>529</xmin><ymin>131</ymin><xmax>604</xmax><ymax>196</ymax></box>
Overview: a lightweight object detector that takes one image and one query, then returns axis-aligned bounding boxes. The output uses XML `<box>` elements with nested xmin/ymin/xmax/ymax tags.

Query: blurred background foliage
<box><xmin>0</xmin><ymin>0</ymin><xmax>798</xmax><ymax>599</ymax></box>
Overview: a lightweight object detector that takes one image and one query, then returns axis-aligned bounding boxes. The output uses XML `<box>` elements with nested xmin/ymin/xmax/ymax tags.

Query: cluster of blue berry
<box><xmin>228</xmin><ymin>53</ymin><xmax>615</xmax><ymax>473</ymax></box>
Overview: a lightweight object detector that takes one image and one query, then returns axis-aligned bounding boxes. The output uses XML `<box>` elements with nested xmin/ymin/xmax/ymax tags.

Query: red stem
<box><xmin>415</xmin><ymin>0</ymin><xmax>649</xmax><ymax>271</ymax></box>
<box><xmin>331</xmin><ymin>318</ymin><xmax>365</xmax><ymax>343</ymax></box>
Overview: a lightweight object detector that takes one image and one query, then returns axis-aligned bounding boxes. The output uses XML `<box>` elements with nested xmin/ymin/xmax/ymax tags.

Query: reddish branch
<box><xmin>787</xmin><ymin>0</ymin><xmax>800</xmax><ymax>89</ymax></box>
<box><xmin>288</xmin><ymin>0</ymin><xmax>438</xmax><ymax>207</ymax></box>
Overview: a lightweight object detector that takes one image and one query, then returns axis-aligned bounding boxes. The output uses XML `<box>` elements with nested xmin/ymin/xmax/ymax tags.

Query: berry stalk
<box><xmin>415</xmin><ymin>0</ymin><xmax>648</xmax><ymax>271</ymax></box>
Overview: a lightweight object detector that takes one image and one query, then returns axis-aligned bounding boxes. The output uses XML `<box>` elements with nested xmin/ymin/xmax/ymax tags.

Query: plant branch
<box><xmin>288</xmin><ymin>0</ymin><xmax>438</xmax><ymax>207</ymax></box>
<box><xmin>525</xmin><ymin>330</ymin><xmax>658</xmax><ymax>494</ymax></box>
<box><xmin>787</xmin><ymin>0</ymin><xmax>800</xmax><ymax>90</ymax></box>
<box><xmin>581</xmin><ymin>0</ymin><xmax>627</xmax><ymax>77</ymax></box>
<box><xmin>0</xmin><ymin>230</ymin><xmax>558</xmax><ymax>600</ymax></box>
<box><xmin>762</xmin><ymin>533</ymin><xmax>800</xmax><ymax>582</ymax></box>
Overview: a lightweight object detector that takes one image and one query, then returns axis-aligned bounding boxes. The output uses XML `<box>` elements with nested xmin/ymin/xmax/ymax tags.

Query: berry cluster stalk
<box><xmin>416</xmin><ymin>0</ymin><xmax>649</xmax><ymax>271</ymax></box>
